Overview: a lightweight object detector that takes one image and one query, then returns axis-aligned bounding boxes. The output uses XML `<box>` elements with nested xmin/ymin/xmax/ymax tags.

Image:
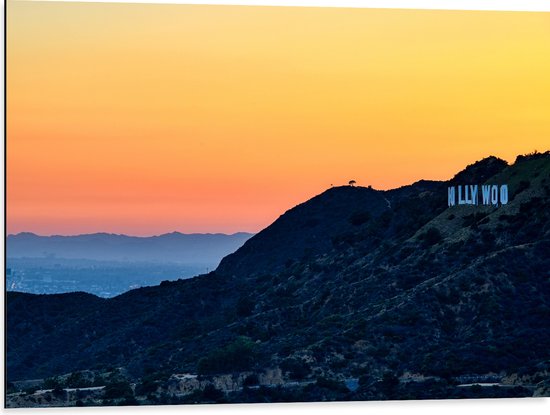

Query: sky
<box><xmin>7</xmin><ymin>1</ymin><xmax>550</xmax><ymax>235</ymax></box>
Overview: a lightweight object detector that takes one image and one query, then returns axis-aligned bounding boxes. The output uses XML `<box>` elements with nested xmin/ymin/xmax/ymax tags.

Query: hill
<box><xmin>6</xmin><ymin>151</ymin><xmax>550</xmax><ymax>405</ymax></box>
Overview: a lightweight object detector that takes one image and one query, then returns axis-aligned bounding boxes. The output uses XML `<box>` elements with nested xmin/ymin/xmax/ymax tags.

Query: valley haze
<box><xmin>6</xmin><ymin>232</ymin><xmax>253</xmax><ymax>297</ymax></box>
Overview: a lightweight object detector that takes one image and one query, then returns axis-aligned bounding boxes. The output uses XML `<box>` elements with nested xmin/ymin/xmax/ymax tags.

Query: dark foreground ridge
<box><xmin>6</xmin><ymin>151</ymin><xmax>550</xmax><ymax>406</ymax></box>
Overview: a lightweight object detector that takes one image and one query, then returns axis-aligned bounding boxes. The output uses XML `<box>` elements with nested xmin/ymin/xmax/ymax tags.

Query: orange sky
<box><xmin>7</xmin><ymin>2</ymin><xmax>550</xmax><ymax>235</ymax></box>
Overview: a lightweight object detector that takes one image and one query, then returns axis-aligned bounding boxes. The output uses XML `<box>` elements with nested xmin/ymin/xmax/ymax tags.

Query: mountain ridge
<box><xmin>7</xmin><ymin>231</ymin><xmax>254</xmax><ymax>264</ymax></box>
<box><xmin>8</xmin><ymin>231</ymin><xmax>254</xmax><ymax>238</ymax></box>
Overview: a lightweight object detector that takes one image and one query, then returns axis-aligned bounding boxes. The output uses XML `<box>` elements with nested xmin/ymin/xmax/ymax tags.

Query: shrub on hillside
<box><xmin>420</xmin><ymin>227</ymin><xmax>442</xmax><ymax>246</ymax></box>
<box><xmin>280</xmin><ymin>358</ymin><xmax>311</xmax><ymax>380</ymax></box>
<box><xmin>197</xmin><ymin>336</ymin><xmax>258</xmax><ymax>375</ymax></box>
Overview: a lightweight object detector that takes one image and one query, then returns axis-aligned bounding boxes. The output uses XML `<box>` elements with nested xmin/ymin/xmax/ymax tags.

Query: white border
<box><xmin>10</xmin><ymin>0</ymin><xmax>550</xmax><ymax>12</ymax></box>
<box><xmin>2</xmin><ymin>0</ymin><xmax>550</xmax><ymax>414</ymax></box>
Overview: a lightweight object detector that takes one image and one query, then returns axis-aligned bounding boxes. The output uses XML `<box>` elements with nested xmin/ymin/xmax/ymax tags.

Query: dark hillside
<box><xmin>217</xmin><ymin>186</ymin><xmax>391</xmax><ymax>277</ymax></box>
<box><xmin>7</xmin><ymin>152</ymin><xmax>550</xmax><ymax>400</ymax></box>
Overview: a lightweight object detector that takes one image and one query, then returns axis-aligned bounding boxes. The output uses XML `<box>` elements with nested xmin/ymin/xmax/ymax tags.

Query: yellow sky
<box><xmin>7</xmin><ymin>1</ymin><xmax>550</xmax><ymax>235</ymax></box>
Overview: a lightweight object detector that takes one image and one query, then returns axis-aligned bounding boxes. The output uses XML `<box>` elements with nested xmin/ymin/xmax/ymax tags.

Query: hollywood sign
<box><xmin>448</xmin><ymin>184</ymin><xmax>509</xmax><ymax>207</ymax></box>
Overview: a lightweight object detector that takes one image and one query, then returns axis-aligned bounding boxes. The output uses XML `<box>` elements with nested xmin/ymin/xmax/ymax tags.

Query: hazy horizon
<box><xmin>7</xmin><ymin>230</ymin><xmax>256</xmax><ymax>238</ymax></box>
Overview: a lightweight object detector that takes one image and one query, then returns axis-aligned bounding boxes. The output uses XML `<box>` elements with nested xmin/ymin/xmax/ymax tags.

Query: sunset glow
<box><xmin>7</xmin><ymin>2</ymin><xmax>550</xmax><ymax>235</ymax></box>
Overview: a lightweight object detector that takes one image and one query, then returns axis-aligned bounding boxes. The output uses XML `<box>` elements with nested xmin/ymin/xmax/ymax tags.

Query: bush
<box><xmin>52</xmin><ymin>385</ymin><xmax>66</xmax><ymax>398</ymax></box>
<box><xmin>117</xmin><ymin>396</ymin><xmax>139</xmax><ymax>406</ymax></box>
<box><xmin>104</xmin><ymin>381</ymin><xmax>133</xmax><ymax>400</ymax></box>
<box><xmin>135</xmin><ymin>379</ymin><xmax>160</xmax><ymax>396</ymax></box>
<box><xmin>243</xmin><ymin>373</ymin><xmax>259</xmax><ymax>386</ymax></box>
<box><xmin>236</xmin><ymin>297</ymin><xmax>255</xmax><ymax>317</ymax></box>
<box><xmin>349</xmin><ymin>212</ymin><xmax>371</xmax><ymax>226</ymax></box>
<box><xmin>24</xmin><ymin>386</ymin><xmax>39</xmax><ymax>395</ymax></box>
<box><xmin>66</xmin><ymin>371</ymin><xmax>92</xmax><ymax>388</ymax></box>
<box><xmin>201</xmin><ymin>384</ymin><xmax>225</xmax><ymax>402</ymax></box>
<box><xmin>197</xmin><ymin>336</ymin><xmax>258</xmax><ymax>375</ymax></box>
<box><xmin>316</xmin><ymin>376</ymin><xmax>348</xmax><ymax>393</ymax></box>
<box><xmin>421</xmin><ymin>227</ymin><xmax>442</xmax><ymax>246</ymax></box>
<box><xmin>43</xmin><ymin>376</ymin><xmax>63</xmax><ymax>389</ymax></box>
<box><xmin>280</xmin><ymin>358</ymin><xmax>311</xmax><ymax>380</ymax></box>
<box><xmin>379</xmin><ymin>372</ymin><xmax>399</xmax><ymax>397</ymax></box>
<box><xmin>515</xmin><ymin>180</ymin><xmax>531</xmax><ymax>196</ymax></box>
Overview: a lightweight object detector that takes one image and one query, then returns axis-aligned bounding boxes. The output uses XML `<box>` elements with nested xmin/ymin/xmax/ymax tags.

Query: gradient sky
<box><xmin>7</xmin><ymin>1</ymin><xmax>550</xmax><ymax>235</ymax></box>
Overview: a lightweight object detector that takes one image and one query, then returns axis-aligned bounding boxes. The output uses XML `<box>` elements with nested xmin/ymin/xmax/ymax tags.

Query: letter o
<box><xmin>491</xmin><ymin>185</ymin><xmax>498</xmax><ymax>205</ymax></box>
<box><xmin>500</xmin><ymin>185</ymin><xmax>509</xmax><ymax>205</ymax></box>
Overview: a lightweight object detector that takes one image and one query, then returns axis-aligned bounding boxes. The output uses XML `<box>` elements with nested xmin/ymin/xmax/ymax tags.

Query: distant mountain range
<box><xmin>6</xmin><ymin>151</ymin><xmax>550</xmax><ymax>405</ymax></box>
<box><xmin>7</xmin><ymin>232</ymin><xmax>254</xmax><ymax>265</ymax></box>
